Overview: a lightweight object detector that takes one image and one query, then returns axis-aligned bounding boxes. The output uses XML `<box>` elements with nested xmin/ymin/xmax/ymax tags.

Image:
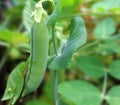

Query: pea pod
<box><xmin>22</xmin><ymin>18</ymin><xmax>49</xmax><ymax>96</ymax></box>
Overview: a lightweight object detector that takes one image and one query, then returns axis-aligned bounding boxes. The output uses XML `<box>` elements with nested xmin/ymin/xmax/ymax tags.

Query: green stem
<box><xmin>53</xmin><ymin>70</ymin><xmax>58</xmax><ymax>105</ymax></box>
<box><xmin>52</xmin><ymin>24</ymin><xmax>58</xmax><ymax>56</ymax></box>
<box><xmin>52</xmin><ymin>24</ymin><xmax>59</xmax><ymax>105</ymax></box>
<box><xmin>101</xmin><ymin>71</ymin><xmax>108</xmax><ymax>103</ymax></box>
<box><xmin>77</xmin><ymin>40</ymin><xmax>100</xmax><ymax>51</ymax></box>
<box><xmin>59</xmin><ymin>12</ymin><xmax>120</xmax><ymax>19</ymax></box>
<box><xmin>0</xmin><ymin>47</ymin><xmax>10</xmax><ymax>73</ymax></box>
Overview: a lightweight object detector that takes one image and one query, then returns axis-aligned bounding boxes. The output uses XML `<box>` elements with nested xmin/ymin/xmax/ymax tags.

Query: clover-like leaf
<box><xmin>75</xmin><ymin>55</ymin><xmax>105</xmax><ymax>78</ymax></box>
<box><xmin>59</xmin><ymin>80</ymin><xmax>102</xmax><ymax>105</ymax></box>
<box><xmin>106</xmin><ymin>86</ymin><xmax>120</xmax><ymax>105</ymax></box>
<box><xmin>94</xmin><ymin>18</ymin><xmax>116</xmax><ymax>40</ymax></box>
<box><xmin>108</xmin><ymin>60</ymin><xmax>120</xmax><ymax>80</ymax></box>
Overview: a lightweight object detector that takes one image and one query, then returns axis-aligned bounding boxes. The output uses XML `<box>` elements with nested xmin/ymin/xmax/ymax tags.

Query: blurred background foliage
<box><xmin>0</xmin><ymin>0</ymin><xmax>120</xmax><ymax>105</ymax></box>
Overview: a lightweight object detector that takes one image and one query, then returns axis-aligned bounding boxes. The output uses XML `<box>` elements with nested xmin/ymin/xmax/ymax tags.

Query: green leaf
<box><xmin>26</xmin><ymin>100</ymin><xmax>51</xmax><ymax>105</ymax></box>
<box><xmin>23</xmin><ymin>0</ymin><xmax>35</xmax><ymax>32</ymax></box>
<box><xmin>0</xmin><ymin>29</ymin><xmax>29</xmax><ymax>46</ymax></box>
<box><xmin>49</xmin><ymin>17</ymin><xmax>87</xmax><ymax>70</ymax></box>
<box><xmin>92</xmin><ymin>0</ymin><xmax>120</xmax><ymax>13</ymax></box>
<box><xmin>108</xmin><ymin>60</ymin><xmax>120</xmax><ymax>80</ymax></box>
<box><xmin>1</xmin><ymin>62</ymin><xmax>25</xmax><ymax>105</ymax></box>
<box><xmin>57</xmin><ymin>0</ymin><xmax>82</xmax><ymax>16</ymax></box>
<box><xmin>93</xmin><ymin>18</ymin><xmax>116</xmax><ymax>40</ymax></box>
<box><xmin>75</xmin><ymin>55</ymin><xmax>105</xmax><ymax>78</ymax></box>
<box><xmin>58</xmin><ymin>80</ymin><xmax>102</xmax><ymax>105</ymax></box>
<box><xmin>100</xmin><ymin>40</ymin><xmax>120</xmax><ymax>55</ymax></box>
<box><xmin>11</xmin><ymin>0</ymin><xmax>25</xmax><ymax>6</ymax></box>
<box><xmin>48</xmin><ymin>0</ymin><xmax>83</xmax><ymax>26</ymax></box>
<box><xmin>106</xmin><ymin>86</ymin><xmax>120</xmax><ymax>105</ymax></box>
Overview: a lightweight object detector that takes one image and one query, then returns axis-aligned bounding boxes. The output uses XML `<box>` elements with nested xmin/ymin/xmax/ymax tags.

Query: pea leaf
<box><xmin>26</xmin><ymin>100</ymin><xmax>51</xmax><ymax>105</ymax></box>
<box><xmin>11</xmin><ymin>0</ymin><xmax>25</xmax><ymax>6</ymax></box>
<box><xmin>108</xmin><ymin>60</ymin><xmax>120</xmax><ymax>80</ymax></box>
<box><xmin>100</xmin><ymin>40</ymin><xmax>120</xmax><ymax>55</ymax></box>
<box><xmin>106</xmin><ymin>86</ymin><xmax>120</xmax><ymax>105</ymax></box>
<box><xmin>23</xmin><ymin>0</ymin><xmax>35</xmax><ymax>32</ymax></box>
<box><xmin>58</xmin><ymin>80</ymin><xmax>102</xmax><ymax>105</ymax></box>
<box><xmin>93</xmin><ymin>18</ymin><xmax>116</xmax><ymax>40</ymax></box>
<box><xmin>1</xmin><ymin>62</ymin><xmax>25</xmax><ymax>105</ymax></box>
<box><xmin>92</xmin><ymin>0</ymin><xmax>120</xmax><ymax>13</ymax></box>
<box><xmin>49</xmin><ymin>17</ymin><xmax>87</xmax><ymax>70</ymax></box>
<box><xmin>75</xmin><ymin>55</ymin><xmax>105</xmax><ymax>78</ymax></box>
<box><xmin>0</xmin><ymin>29</ymin><xmax>29</xmax><ymax>46</ymax></box>
<box><xmin>56</xmin><ymin>0</ymin><xmax>82</xmax><ymax>16</ymax></box>
<box><xmin>48</xmin><ymin>0</ymin><xmax>83</xmax><ymax>26</ymax></box>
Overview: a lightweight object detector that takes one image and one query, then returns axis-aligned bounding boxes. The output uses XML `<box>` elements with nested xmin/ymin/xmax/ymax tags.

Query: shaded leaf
<box><xmin>58</xmin><ymin>80</ymin><xmax>102</xmax><ymax>105</ymax></box>
<box><xmin>49</xmin><ymin>17</ymin><xmax>87</xmax><ymax>70</ymax></box>
<box><xmin>108</xmin><ymin>60</ymin><xmax>120</xmax><ymax>80</ymax></box>
<box><xmin>75</xmin><ymin>55</ymin><xmax>105</xmax><ymax>78</ymax></box>
<box><xmin>100</xmin><ymin>41</ymin><xmax>120</xmax><ymax>55</ymax></box>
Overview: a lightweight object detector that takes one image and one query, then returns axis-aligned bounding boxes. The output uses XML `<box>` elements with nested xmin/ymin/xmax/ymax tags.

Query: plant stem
<box><xmin>53</xmin><ymin>70</ymin><xmax>58</xmax><ymax>105</ymax></box>
<box><xmin>52</xmin><ymin>24</ymin><xmax>58</xmax><ymax>56</ymax></box>
<box><xmin>59</xmin><ymin>12</ymin><xmax>120</xmax><ymax>19</ymax></box>
<box><xmin>101</xmin><ymin>71</ymin><xmax>108</xmax><ymax>103</ymax></box>
<box><xmin>52</xmin><ymin>24</ymin><xmax>58</xmax><ymax>105</ymax></box>
<box><xmin>77</xmin><ymin>40</ymin><xmax>100</xmax><ymax>51</ymax></box>
<box><xmin>0</xmin><ymin>47</ymin><xmax>10</xmax><ymax>73</ymax></box>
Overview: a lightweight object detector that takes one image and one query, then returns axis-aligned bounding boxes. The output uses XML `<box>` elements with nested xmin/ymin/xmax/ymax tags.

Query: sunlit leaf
<box><xmin>26</xmin><ymin>100</ymin><xmax>51</xmax><ymax>105</ymax></box>
<box><xmin>1</xmin><ymin>62</ymin><xmax>25</xmax><ymax>105</ymax></box>
<box><xmin>92</xmin><ymin>0</ymin><xmax>120</xmax><ymax>13</ymax></box>
<box><xmin>48</xmin><ymin>0</ymin><xmax>83</xmax><ymax>26</ymax></box>
<box><xmin>23</xmin><ymin>0</ymin><xmax>35</xmax><ymax>32</ymax></box>
<box><xmin>106</xmin><ymin>86</ymin><xmax>120</xmax><ymax>105</ymax></box>
<box><xmin>58</xmin><ymin>80</ymin><xmax>102</xmax><ymax>105</ymax></box>
<box><xmin>94</xmin><ymin>18</ymin><xmax>116</xmax><ymax>40</ymax></box>
<box><xmin>0</xmin><ymin>29</ymin><xmax>29</xmax><ymax>46</ymax></box>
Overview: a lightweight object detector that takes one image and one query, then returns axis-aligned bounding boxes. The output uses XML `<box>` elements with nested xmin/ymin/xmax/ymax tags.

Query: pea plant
<box><xmin>1</xmin><ymin>0</ymin><xmax>120</xmax><ymax>105</ymax></box>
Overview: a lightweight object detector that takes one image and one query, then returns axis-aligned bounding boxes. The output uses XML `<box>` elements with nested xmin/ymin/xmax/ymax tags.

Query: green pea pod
<box><xmin>22</xmin><ymin>19</ymin><xmax>49</xmax><ymax>96</ymax></box>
